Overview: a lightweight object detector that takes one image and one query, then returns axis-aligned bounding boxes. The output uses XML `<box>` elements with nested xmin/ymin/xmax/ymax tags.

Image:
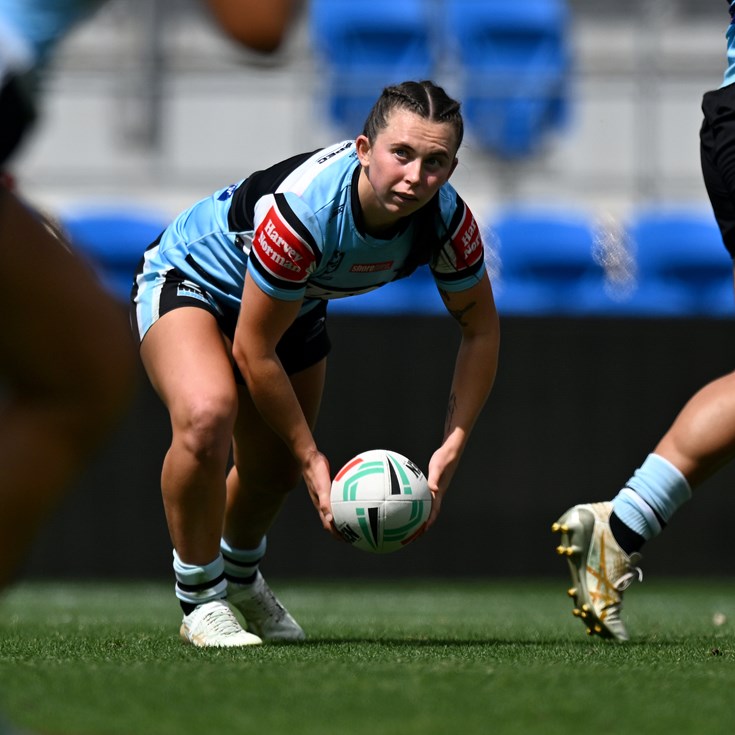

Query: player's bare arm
<box><xmin>426</xmin><ymin>274</ymin><xmax>499</xmax><ymax>527</ymax></box>
<box><xmin>233</xmin><ymin>277</ymin><xmax>334</xmax><ymax>531</ymax></box>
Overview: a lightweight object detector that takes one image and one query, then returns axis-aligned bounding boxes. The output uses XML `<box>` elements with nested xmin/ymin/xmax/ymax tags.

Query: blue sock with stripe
<box><xmin>173</xmin><ymin>550</ymin><xmax>227</xmax><ymax>614</ymax></box>
<box><xmin>221</xmin><ymin>536</ymin><xmax>267</xmax><ymax>587</ymax></box>
<box><xmin>611</xmin><ymin>453</ymin><xmax>692</xmax><ymax>551</ymax></box>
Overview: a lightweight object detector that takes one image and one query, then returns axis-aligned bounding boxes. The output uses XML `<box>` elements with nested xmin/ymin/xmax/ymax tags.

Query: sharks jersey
<box><xmin>0</xmin><ymin>0</ymin><xmax>106</xmax><ymax>165</ymax></box>
<box><xmin>725</xmin><ymin>1</ymin><xmax>735</xmax><ymax>87</ymax></box>
<box><xmin>0</xmin><ymin>0</ymin><xmax>103</xmax><ymax>72</ymax></box>
<box><xmin>135</xmin><ymin>140</ymin><xmax>486</xmax><ymax>334</ymax></box>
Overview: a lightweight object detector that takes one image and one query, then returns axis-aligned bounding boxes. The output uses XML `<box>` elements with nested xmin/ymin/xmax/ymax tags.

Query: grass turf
<box><xmin>1</xmin><ymin>579</ymin><xmax>735</xmax><ymax>734</ymax></box>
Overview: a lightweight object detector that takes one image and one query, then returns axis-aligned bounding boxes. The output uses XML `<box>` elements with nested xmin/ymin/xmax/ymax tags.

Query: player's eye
<box><xmin>424</xmin><ymin>156</ymin><xmax>446</xmax><ymax>171</ymax></box>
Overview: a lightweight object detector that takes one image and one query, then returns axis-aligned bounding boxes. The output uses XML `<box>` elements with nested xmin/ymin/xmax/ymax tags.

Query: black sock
<box><xmin>610</xmin><ymin>512</ymin><xmax>646</xmax><ymax>555</ymax></box>
<box><xmin>180</xmin><ymin>600</ymin><xmax>198</xmax><ymax>615</ymax></box>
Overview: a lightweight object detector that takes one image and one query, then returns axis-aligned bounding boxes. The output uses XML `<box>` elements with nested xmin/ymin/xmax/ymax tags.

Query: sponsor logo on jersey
<box><xmin>317</xmin><ymin>141</ymin><xmax>353</xmax><ymax>164</ymax></box>
<box><xmin>217</xmin><ymin>183</ymin><xmax>237</xmax><ymax>201</ymax></box>
<box><xmin>350</xmin><ymin>261</ymin><xmax>394</xmax><ymax>273</ymax></box>
<box><xmin>177</xmin><ymin>280</ymin><xmax>209</xmax><ymax>304</ymax></box>
<box><xmin>253</xmin><ymin>205</ymin><xmax>314</xmax><ymax>282</ymax></box>
<box><xmin>451</xmin><ymin>206</ymin><xmax>484</xmax><ymax>268</ymax></box>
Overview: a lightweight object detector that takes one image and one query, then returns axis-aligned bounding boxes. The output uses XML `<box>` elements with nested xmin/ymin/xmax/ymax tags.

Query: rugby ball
<box><xmin>330</xmin><ymin>449</ymin><xmax>432</xmax><ymax>554</ymax></box>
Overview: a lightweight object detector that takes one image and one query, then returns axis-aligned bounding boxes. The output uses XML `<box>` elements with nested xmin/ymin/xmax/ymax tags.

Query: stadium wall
<box><xmin>21</xmin><ymin>315</ymin><xmax>735</xmax><ymax>581</ymax></box>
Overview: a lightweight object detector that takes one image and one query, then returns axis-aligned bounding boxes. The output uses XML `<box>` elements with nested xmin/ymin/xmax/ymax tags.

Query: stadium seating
<box><xmin>490</xmin><ymin>205</ymin><xmax>607</xmax><ymax>315</ymax></box>
<box><xmin>60</xmin><ymin>204</ymin><xmax>169</xmax><ymax>301</ymax></box>
<box><xmin>444</xmin><ymin>0</ymin><xmax>571</xmax><ymax>158</ymax></box>
<box><xmin>308</xmin><ymin>0</ymin><xmax>436</xmax><ymax>137</ymax></box>
<box><xmin>620</xmin><ymin>207</ymin><xmax>735</xmax><ymax>318</ymax></box>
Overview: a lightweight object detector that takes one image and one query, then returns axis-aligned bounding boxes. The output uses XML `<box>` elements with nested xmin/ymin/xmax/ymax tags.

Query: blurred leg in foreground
<box><xmin>0</xmin><ymin>187</ymin><xmax>136</xmax><ymax>590</ymax></box>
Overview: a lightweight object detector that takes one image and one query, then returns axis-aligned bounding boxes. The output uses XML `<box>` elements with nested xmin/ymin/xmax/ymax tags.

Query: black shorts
<box><xmin>133</xmin><ymin>266</ymin><xmax>331</xmax><ymax>379</ymax></box>
<box><xmin>0</xmin><ymin>73</ymin><xmax>37</xmax><ymax>168</ymax></box>
<box><xmin>700</xmin><ymin>83</ymin><xmax>735</xmax><ymax>258</ymax></box>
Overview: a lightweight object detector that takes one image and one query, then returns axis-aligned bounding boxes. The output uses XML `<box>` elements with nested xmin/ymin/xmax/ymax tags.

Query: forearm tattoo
<box><xmin>444</xmin><ymin>392</ymin><xmax>457</xmax><ymax>438</ymax></box>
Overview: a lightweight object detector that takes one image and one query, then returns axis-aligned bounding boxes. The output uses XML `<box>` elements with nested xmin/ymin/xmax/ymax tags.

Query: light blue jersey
<box><xmin>723</xmin><ymin>1</ymin><xmax>735</xmax><ymax>87</ymax></box>
<box><xmin>133</xmin><ymin>140</ymin><xmax>486</xmax><ymax>341</ymax></box>
<box><xmin>1</xmin><ymin>0</ymin><xmax>106</xmax><ymax>167</ymax></box>
<box><xmin>0</xmin><ymin>0</ymin><xmax>103</xmax><ymax>71</ymax></box>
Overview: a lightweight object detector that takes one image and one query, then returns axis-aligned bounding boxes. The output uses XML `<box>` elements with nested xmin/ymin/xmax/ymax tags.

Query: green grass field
<box><xmin>2</xmin><ymin>579</ymin><xmax>735</xmax><ymax>735</ymax></box>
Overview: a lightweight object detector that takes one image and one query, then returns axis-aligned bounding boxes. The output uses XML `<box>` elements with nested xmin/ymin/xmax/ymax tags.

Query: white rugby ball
<box><xmin>330</xmin><ymin>449</ymin><xmax>432</xmax><ymax>554</ymax></box>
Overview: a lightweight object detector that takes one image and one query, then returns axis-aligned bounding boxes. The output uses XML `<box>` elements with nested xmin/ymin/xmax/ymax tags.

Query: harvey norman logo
<box><xmin>453</xmin><ymin>208</ymin><xmax>482</xmax><ymax>265</ymax></box>
<box><xmin>257</xmin><ymin>215</ymin><xmax>302</xmax><ymax>274</ymax></box>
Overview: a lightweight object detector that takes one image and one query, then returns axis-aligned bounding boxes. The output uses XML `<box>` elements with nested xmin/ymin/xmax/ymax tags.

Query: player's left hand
<box><xmin>302</xmin><ymin>449</ymin><xmax>341</xmax><ymax>538</ymax></box>
<box><xmin>425</xmin><ymin>445</ymin><xmax>460</xmax><ymax>530</ymax></box>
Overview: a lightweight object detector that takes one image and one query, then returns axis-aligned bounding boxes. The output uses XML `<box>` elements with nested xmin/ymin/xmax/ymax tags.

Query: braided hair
<box><xmin>362</xmin><ymin>80</ymin><xmax>464</xmax><ymax>153</ymax></box>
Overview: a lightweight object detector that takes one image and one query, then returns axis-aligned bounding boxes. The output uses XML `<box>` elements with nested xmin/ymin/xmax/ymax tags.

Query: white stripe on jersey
<box><xmin>275</xmin><ymin>141</ymin><xmax>355</xmax><ymax>196</ymax></box>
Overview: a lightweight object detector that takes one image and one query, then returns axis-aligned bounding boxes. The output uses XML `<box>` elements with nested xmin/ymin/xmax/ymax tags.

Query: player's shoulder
<box><xmin>433</xmin><ymin>180</ymin><xmax>474</xmax><ymax>229</ymax></box>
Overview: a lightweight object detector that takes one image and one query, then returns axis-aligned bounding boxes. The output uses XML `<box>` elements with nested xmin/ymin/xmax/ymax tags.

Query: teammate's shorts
<box><xmin>701</xmin><ymin>83</ymin><xmax>735</xmax><ymax>258</ymax></box>
<box><xmin>131</xmin><ymin>259</ymin><xmax>331</xmax><ymax>379</ymax></box>
<box><xmin>0</xmin><ymin>73</ymin><xmax>37</xmax><ymax>167</ymax></box>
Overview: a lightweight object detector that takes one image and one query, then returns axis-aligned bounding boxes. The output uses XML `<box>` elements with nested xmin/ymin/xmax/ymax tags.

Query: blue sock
<box><xmin>221</xmin><ymin>536</ymin><xmax>266</xmax><ymax>586</ymax></box>
<box><xmin>611</xmin><ymin>453</ymin><xmax>692</xmax><ymax>541</ymax></box>
<box><xmin>172</xmin><ymin>551</ymin><xmax>227</xmax><ymax>612</ymax></box>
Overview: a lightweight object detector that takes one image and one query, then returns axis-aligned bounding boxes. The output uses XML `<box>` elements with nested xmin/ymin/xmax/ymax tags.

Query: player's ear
<box><xmin>355</xmin><ymin>135</ymin><xmax>372</xmax><ymax>166</ymax></box>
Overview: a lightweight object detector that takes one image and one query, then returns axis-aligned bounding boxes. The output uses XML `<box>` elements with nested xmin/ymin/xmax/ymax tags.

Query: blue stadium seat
<box><xmin>309</xmin><ymin>0</ymin><xmax>435</xmax><ymax>137</ymax></box>
<box><xmin>622</xmin><ymin>207</ymin><xmax>735</xmax><ymax>318</ymax></box>
<box><xmin>61</xmin><ymin>204</ymin><xmax>169</xmax><ymax>301</ymax></box>
<box><xmin>445</xmin><ymin>0</ymin><xmax>571</xmax><ymax>158</ymax></box>
<box><xmin>490</xmin><ymin>206</ymin><xmax>607</xmax><ymax>315</ymax></box>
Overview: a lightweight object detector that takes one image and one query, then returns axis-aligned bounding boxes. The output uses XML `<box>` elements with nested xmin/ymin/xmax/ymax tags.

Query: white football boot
<box><xmin>180</xmin><ymin>599</ymin><xmax>263</xmax><ymax>647</ymax></box>
<box><xmin>228</xmin><ymin>572</ymin><xmax>305</xmax><ymax>641</ymax></box>
<box><xmin>552</xmin><ymin>501</ymin><xmax>643</xmax><ymax>642</ymax></box>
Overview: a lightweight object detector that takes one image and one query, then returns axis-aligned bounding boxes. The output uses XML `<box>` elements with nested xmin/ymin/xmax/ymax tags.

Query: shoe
<box><xmin>228</xmin><ymin>571</ymin><xmax>305</xmax><ymax>641</ymax></box>
<box><xmin>180</xmin><ymin>599</ymin><xmax>263</xmax><ymax>647</ymax></box>
<box><xmin>552</xmin><ymin>502</ymin><xmax>643</xmax><ymax>642</ymax></box>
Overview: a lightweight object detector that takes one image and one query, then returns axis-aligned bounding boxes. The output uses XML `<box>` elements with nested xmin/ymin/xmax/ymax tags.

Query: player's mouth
<box><xmin>392</xmin><ymin>191</ymin><xmax>419</xmax><ymax>205</ymax></box>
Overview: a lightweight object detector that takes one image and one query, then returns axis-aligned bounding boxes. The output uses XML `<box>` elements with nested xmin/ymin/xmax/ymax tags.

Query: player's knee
<box><xmin>175</xmin><ymin>396</ymin><xmax>237</xmax><ymax>466</ymax></box>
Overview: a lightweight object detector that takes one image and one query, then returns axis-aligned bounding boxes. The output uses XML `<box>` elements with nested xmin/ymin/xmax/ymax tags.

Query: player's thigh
<box><xmin>0</xmin><ymin>189</ymin><xmax>133</xmax><ymax>391</ymax></box>
<box><xmin>232</xmin><ymin>358</ymin><xmax>327</xmax><ymax>486</ymax></box>
<box><xmin>140</xmin><ymin>306</ymin><xmax>239</xmax><ymax>434</ymax></box>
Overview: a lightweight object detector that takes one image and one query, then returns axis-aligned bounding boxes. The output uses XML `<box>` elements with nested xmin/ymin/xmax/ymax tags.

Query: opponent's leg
<box><xmin>0</xmin><ymin>189</ymin><xmax>135</xmax><ymax>589</ymax></box>
<box><xmin>553</xmin><ymin>368</ymin><xmax>735</xmax><ymax>642</ymax></box>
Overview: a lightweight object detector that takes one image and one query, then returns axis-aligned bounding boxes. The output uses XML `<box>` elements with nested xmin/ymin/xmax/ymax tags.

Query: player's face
<box><xmin>356</xmin><ymin>109</ymin><xmax>458</xmax><ymax>234</ymax></box>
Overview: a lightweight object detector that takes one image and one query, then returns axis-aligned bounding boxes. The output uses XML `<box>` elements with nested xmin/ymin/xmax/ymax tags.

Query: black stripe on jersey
<box><xmin>273</xmin><ymin>192</ymin><xmax>322</xmax><ymax>268</ymax></box>
<box><xmin>446</xmin><ymin>191</ymin><xmax>466</xmax><ymax>237</ymax></box>
<box><xmin>435</xmin><ymin>256</ymin><xmax>484</xmax><ymax>284</ymax></box>
<box><xmin>227</xmin><ymin>148</ymin><xmax>322</xmax><ymax>232</ymax></box>
<box><xmin>248</xmin><ymin>253</ymin><xmax>305</xmax><ymax>292</ymax></box>
<box><xmin>432</xmin><ymin>192</ymin><xmax>484</xmax><ymax>283</ymax></box>
<box><xmin>130</xmin><ymin>230</ymin><xmax>164</xmax><ymax>303</ymax></box>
